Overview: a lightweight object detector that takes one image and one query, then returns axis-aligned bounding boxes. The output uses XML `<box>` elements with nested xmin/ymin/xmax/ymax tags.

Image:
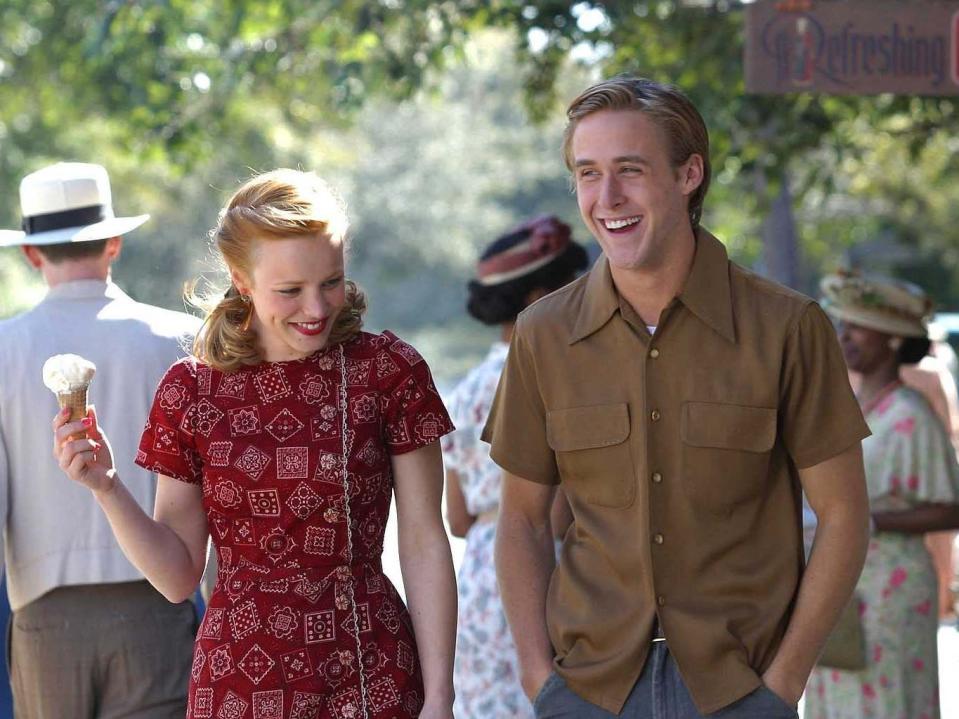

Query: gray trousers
<box><xmin>533</xmin><ymin>643</ymin><xmax>799</xmax><ymax>719</ymax></box>
<box><xmin>8</xmin><ymin>580</ymin><xmax>196</xmax><ymax>719</ymax></box>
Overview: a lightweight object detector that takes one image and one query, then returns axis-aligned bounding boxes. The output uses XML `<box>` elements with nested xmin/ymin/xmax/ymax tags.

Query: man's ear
<box><xmin>679</xmin><ymin>154</ymin><xmax>705</xmax><ymax>197</ymax></box>
<box><xmin>20</xmin><ymin>245</ymin><xmax>44</xmax><ymax>270</ymax></box>
<box><xmin>105</xmin><ymin>236</ymin><xmax>122</xmax><ymax>261</ymax></box>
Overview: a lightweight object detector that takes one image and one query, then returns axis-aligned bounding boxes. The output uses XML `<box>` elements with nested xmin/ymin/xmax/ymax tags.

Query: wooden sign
<box><xmin>745</xmin><ymin>0</ymin><xmax>959</xmax><ymax>95</ymax></box>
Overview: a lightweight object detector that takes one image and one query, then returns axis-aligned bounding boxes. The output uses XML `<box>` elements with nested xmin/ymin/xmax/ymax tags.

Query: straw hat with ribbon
<box><xmin>820</xmin><ymin>269</ymin><xmax>932</xmax><ymax>339</ymax></box>
<box><xmin>0</xmin><ymin>162</ymin><xmax>148</xmax><ymax>247</ymax></box>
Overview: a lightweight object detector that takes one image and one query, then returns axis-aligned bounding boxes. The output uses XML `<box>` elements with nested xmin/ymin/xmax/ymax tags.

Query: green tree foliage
<box><xmin>463</xmin><ymin>1</ymin><xmax>959</xmax><ymax>301</ymax></box>
<box><xmin>0</xmin><ymin>0</ymin><xmax>472</xmax><ymax>175</ymax></box>
<box><xmin>4</xmin><ymin>0</ymin><xmax>959</xmax><ymax>324</ymax></box>
<box><xmin>0</xmin><ymin>20</ymin><xmax>595</xmax><ymax>380</ymax></box>
<box><xmin>471</xmin><ymin>2</ymin><xmax>950</xmax><ymax>174</ymax></box>
<box><xmin>0</xmin><ymin>0</ymin><xmax>486</xmax><ymax>321</ymax></box>
<box><xmin>306</xmin><ymin>32</ymin><xmax>594</xmax><ymax>378</ymax></box>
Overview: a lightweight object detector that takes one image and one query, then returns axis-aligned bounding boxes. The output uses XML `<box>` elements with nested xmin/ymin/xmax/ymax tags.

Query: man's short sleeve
<box><xmin>481</xmin><ymin>319</ymin><xmax>558</xmax><ymax>484</ymax></box>
<box><xmin>780</xmin><ymin>302</ymin><xmax>870</xmax><ymax>468</ymax></box>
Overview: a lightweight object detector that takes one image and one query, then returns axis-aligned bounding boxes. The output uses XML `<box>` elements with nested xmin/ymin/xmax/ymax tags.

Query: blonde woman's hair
<box><xmin>189</xmin><ymin>169</ymin><xmax>366</xmax><ymax>372</ymax></box>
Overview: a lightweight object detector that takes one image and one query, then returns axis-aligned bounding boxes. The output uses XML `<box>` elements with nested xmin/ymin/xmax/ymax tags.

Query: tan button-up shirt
<box><xmin>482</xmin><ymin>230</ymin><xmax>869</xmax><ymax>714</ymax></box>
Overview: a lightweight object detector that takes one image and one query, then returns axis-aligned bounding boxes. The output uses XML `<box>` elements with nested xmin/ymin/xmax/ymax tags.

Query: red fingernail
<box><xmin>61</xmin><ymin>407</ymin><xmax>70</xmax><ymax>416</ymax></box>
<box><xmin>81</xmin><ymin>417</ymin><xmax>92</xmax><ymax>427</ymax></box>
<box><xmin>93</xmin><ymin>442</ymin><xmax>102</xmax><ymax>451</ymax></box>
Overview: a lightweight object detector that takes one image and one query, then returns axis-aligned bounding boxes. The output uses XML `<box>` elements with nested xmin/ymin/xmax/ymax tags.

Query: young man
<box><xmin>0</xmin><ymin>163</ymin><xmax>200</xmax><ymax>718</ymax></box>
<box><xmin>484</xmin><ymin>77</ymin><xmax>871</xmax><ymax>718</ymax></box>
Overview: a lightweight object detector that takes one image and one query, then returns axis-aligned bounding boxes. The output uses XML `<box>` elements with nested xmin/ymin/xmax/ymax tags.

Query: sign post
<box><xmin>745</xmin><ymin>0</ymin><xmax>959</xmax><ymax>95</ymax></box>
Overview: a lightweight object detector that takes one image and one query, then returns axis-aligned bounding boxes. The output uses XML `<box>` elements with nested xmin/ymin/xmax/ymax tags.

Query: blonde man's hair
<box><xmin>190</xmin><ymin>169</ymin><xmax>366</xmax><ymax>372</ymax></box>
<box><xmin>563</xmin><ymin>75</ymin><xmax>711</xmax><ymax>229</ymax></box>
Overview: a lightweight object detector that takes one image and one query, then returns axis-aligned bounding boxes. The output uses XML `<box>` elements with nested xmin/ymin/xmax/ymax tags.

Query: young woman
<box><xmin>53</xmin><ymin>169</ymin><xmax>457</xmax><ymax>719</ymax></box>
<box><xmin>442</xmin><ymin>215</ymin><xmax>586</xmax><ymax>718</ymax></box>
<box><xmin>807</xmin><ymin>271</ymin><xmax>959</xmax><ymax>719</ymax></box>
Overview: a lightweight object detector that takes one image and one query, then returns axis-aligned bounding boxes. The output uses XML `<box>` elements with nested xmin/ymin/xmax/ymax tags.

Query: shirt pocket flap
<box><xmin>546</xmin><ymin>403</ymin><xmax>630</xmax><ymax>451</ymax></box>
<box><xmin>682</xmin><ymin>401</ymin><xmax>776</xmax><ymax>453</ymax></box>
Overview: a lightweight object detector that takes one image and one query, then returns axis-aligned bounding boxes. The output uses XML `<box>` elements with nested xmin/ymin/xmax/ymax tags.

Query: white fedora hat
<box><xmin>0</xmin><ymin>162</ymin><xmax>149</xmax><ymax>247</ymax></box>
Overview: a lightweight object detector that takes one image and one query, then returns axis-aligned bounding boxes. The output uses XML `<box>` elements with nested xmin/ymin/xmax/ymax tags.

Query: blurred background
<box><xmin>4</xmin><ymin>1</ymin><xmax>959</xmax><ymax>380</ymax></box>
<box><xmin>2</xmin><ymin>1</ymin><xmax>959</xmax><ymax>716</ymax></box>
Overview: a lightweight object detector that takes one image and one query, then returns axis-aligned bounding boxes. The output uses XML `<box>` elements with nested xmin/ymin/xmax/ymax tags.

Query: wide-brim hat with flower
<box><xmin>0</xmin><ymin>162</ymin><xmax>149</xmax><ymax>247</ymax></box>
<box><xmin>820</xmin><ymin>269</ymin><xmax>932</xmax><ymax>338</ymax></box>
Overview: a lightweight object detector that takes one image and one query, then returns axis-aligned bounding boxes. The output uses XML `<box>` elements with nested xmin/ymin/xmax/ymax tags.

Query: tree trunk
<box><xmin>757</xmin><ymin>168</ymin><xmax>801</xmax><ymax>289</ymax></box>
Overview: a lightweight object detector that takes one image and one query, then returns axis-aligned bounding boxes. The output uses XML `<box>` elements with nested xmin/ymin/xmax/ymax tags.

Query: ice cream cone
<box><xmin>57</xmin><ymin>386</ymin><xmax>89</xmax><ymax>439</ymax></box>
<box><xmin>43</xmin><ymin>354</ymin><xmax>96</xmax><ymax>439</ymax></box>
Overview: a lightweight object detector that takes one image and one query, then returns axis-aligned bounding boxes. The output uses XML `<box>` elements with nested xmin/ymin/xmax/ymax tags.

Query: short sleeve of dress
<box><xmin>884</xmin><ymin>401</ymin><xmax>959</xmax><ymax>506</ymax></box>
<box><xmin>481</xmin><ymin>317</ymin><xmax>558</xmax><ymax>485</ymax></box>
<box><xmin>134</xmin><ymin>359</ymin><xmax>203</xmax><ymax>484</ymax></box>
<box><xmin>377</xmin><ymin>331</ymin><xmax>454</xmax><ymax>455</ymax></box>
<box><xmin>780</xmin><ymin>302</ymin><xmax>872</xmax><ymax>469</ymax></box>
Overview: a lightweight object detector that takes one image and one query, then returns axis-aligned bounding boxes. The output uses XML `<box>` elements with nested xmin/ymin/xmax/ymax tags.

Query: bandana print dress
<box><xmin>136</xmin><ymin>331</ymin><xmax>454</xmax><ymax>719</ymax></box>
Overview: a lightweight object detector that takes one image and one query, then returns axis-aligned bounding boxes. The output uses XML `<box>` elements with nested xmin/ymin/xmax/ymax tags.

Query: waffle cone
<box><xmin>57</xmin><ymin>387</ymin><xmax>89</xmax><ymax>439</ymax></box>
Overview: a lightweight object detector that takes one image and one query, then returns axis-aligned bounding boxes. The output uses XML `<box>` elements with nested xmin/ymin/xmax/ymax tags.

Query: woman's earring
<box><xmin>888</xmin><ymin>337</ymin><xmax>903</xmax><ymax>352</ymax></box>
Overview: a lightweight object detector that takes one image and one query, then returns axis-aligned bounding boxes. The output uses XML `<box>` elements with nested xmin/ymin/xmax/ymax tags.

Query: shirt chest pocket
<box><xmin>546</xmin><ymin>403</ymin><xmax>635</xmax><ymax>508</ymax></box>
<box><xmin>681</xmin><ymin>401</ymin><xmax>777</xmax><ymax>513</ymax></box>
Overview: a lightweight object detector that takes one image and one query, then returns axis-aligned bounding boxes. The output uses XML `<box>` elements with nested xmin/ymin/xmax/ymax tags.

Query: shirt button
<box><xmin>650</xmin><ymin>409</ymin><xmax>661</xmax><ymax>422</ymax></box>
<box><xmin>651</xmin><ymin>472</ymin><xmax>663</xmax><ymax>483</ymax></box>
<box><xmin>650</xmin><ymin>348</ymin><xmax>660</xmax><ymax>359</ymax></box>
<box><xmin>653</xmin><ymin>533</ymin><xmax>664</xmax><ymax>545</ymax></box>
<box><xmin>657</xmin><ymin>595</ymin><xmax>666</xmax><ymax>606</ymax></box>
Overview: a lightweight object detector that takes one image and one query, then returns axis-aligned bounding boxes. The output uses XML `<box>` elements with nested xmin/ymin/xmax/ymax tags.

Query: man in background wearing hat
<box><xmin>0</xmin><ymin>163</ymin><xmax>199</xmax><ymax>717</ymax></box>
<box><xmin>484</xmin><ymin>76</ymin><xmax>872</xmax><ymax>718</ymax></box>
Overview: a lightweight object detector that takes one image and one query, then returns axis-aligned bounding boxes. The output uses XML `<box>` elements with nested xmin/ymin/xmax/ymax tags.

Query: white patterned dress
<box><xmin>806</xmin><ymin>385</ymin><xmax>959</xmax><ymax>719</ymax></box>
<box><xmin>442</xmin><ymin>342</ymin><xmax>534</xmax><ymax>718</ymax></box>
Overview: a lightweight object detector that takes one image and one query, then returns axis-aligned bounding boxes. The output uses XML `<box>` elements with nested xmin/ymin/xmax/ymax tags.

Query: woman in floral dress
<box><xmin>807</xmin><ymin>271</ymin><xmax>959</xmax><ymax>719</ymax></box>
<box><xmin>442</xmin><ymin>216</ymin><xmax>586</xmax><ymax>718</ymax></box>
<box><xmin>54</xmin><ymin>169</ymin><xmax>458</xmax><ymax>719</ymax></box>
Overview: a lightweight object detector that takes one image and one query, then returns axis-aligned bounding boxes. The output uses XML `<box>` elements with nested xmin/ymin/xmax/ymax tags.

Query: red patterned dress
<box><xmin>136</xmin><ymin>331</ymin><xmax>454</xmax><ymax>719</ymax></box>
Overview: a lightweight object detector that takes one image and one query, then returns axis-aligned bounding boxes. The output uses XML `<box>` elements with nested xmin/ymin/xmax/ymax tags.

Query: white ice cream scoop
<box><xmin>43</xmin><ymin>354</ymin><xmax>97</xmax><ymax>438</ymax></box>
<box><xmin>42</xmin><ymin>354</ymin><xmax>97</xmax><ymax>394</ymax></box>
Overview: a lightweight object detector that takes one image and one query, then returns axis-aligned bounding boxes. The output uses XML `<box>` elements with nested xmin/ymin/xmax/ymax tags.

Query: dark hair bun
<box><xmin>467</xmin><ymin>227</ymin><xmax>589</xmax><ymax>325</ymax></box>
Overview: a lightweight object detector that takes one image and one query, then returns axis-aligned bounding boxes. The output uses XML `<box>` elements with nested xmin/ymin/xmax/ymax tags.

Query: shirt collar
<box><xmin>569</xmin><ymin>228</ymin><xmax>735</xmax><ymax>344</ymax></box>
<box><xmin>676</xmin><ymin>229</ymin><xmax>736</xmax><ymax>343</ymax></box>
<box><xmin>569</xmin><ymin>255</ymin><xmax>620</xmax><ymax>344</ymax></box>
<box><xmin>43</xmin><ymin>279</ymin><xmax>130</xmax><ymax>302</ymax></box>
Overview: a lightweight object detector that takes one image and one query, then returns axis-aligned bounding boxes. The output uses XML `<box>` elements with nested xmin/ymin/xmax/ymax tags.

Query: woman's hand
<box><xmin>52</xmin><ymin>405</ymin><xmax>117</xmax><ymax>494</ymax></box>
